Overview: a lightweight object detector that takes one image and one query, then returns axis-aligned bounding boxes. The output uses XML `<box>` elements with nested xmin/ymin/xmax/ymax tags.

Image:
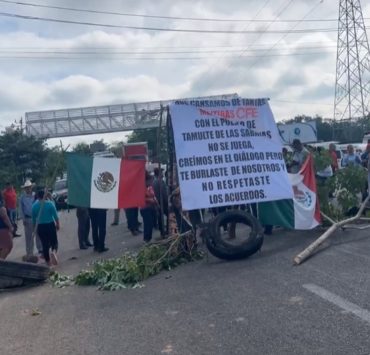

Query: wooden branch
<box><xmin>320</xmin><ymin>211</ymin><xmax>337</xmax><ymax>225</ymax></box>
<box><xmin>293</xmin><ymin>195</ymin><xmax>370</xmax><ymax>265</ymax></box>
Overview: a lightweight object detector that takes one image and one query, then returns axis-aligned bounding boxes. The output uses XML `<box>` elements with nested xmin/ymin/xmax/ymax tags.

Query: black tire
<box><xmin>0</xmin><ymin>275</ymin><xmax>24</xmax><ymax>289</ymax></box>
<box><xmin>0</xmin><ymin>260</ymin><xmax>50</xmax><ymax>281</ymax></box>
<box><xmin>205</xmin><ymin>210</ymin><xmax>264</xmax><ymax>261</ymax></box>
<box><xmin>206</xmin><ymin>234</ymin><xmax>263</xmax><ymax>260</ymax></box>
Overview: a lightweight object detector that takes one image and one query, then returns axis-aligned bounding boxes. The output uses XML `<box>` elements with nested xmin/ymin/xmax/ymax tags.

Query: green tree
<box><xmin>0</xmin><ymin>129</ymin><xmax>49</xmax><ymax>188</ymax></box>
<box><xmin>89</xmin><ymin>140</ymin><xmax>108</xmax><ymax>153</ymax></box>
<box><xmin>126</xmin><ymin>127</ymin><xmax>168</xmax><ymax>163</ymax></box>
<box><xmin>110</xmin><ymin>141</ymin><xmax>124</xmax><ymax>158</ymax></box>
<box><xmin>72</xmin><ymin>142</ymin><xmax>91</xmax><ymax>155</ymax></box>
<box><xmin>316</xmin><ymin>116</ymin><xmax>334</xmax><ymax>142</ymax></box>
<box><xmin>45</xmin><ymin>146</ymin><xmax>66</xmax><ymax>183</ymax></box>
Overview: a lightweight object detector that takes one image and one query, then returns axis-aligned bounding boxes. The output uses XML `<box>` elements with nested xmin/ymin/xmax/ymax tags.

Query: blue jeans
<box><xmin>7</xmin><ymin>208</ymin><xmax>16</xmax><ymax>225</ymax></box>
<box><xmin>140</xmin><ymin>207</ymin><xmax>155</xmax><ymax>242</ymax></box>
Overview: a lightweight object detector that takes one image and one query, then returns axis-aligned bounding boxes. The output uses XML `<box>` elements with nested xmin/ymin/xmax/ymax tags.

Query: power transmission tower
<box><xmin>334</xmin><ymin>0</ymin><xmax>370</xmax><ymax>121</ymax></box>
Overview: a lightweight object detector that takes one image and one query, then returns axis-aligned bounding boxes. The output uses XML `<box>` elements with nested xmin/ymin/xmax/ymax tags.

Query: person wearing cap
<box><xmin>289</xmin><ymin>139</ymin><xmax>309</xmax><ymax>174</ymax></box>
<box><xmin>2</xmin><ymin>182</ymin><xmax>21</xmax><ymax>237</ymax></box>
<box><xmin>20</xmin><ymin>180</ymin><xmax>42</xmax><ymax>257</ymax></box>
<box><xmin>0</xmin><ymin>195</ymin><xmax>13</xmax><ymax>259</ymax></box>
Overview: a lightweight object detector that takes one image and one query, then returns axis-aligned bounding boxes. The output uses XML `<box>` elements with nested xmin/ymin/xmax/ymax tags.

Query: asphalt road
<box><xmin>1</xmin><ymin>210</ymin><xmax>370</xmax><ymax>355</ymax></box>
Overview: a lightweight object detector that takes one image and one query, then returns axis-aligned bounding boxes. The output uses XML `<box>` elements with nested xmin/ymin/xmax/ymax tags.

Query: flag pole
<box><xmin>156</xmin><ymin>105</ymin><xmax>165</xmax><ymax>237</ymax></box>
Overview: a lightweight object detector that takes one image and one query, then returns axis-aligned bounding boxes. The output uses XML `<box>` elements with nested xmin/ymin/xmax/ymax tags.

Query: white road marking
<box><xmin>303</xmin><ymin>283</ymin><xmax>370</xmax><ymax>325</ymax></box>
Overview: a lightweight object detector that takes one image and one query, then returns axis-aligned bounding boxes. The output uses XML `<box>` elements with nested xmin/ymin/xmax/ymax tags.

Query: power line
<box><xmin>0</xmin><ymin>41</ymin><xmax>337</xmax><ymax>50</ymax></box>
<box><xmin>274</xmin><ymin>99</ymin><xmax>333</xmax><ymax>106</ymax></box>
<box><xmin>0</xmin><ymin>45</ymin><xmax>337</xmax><ymax>55</ymax></box>
<box><xmin>227</xmin><ymin>0</ymin><xmax>295</xmax><ymax>64</ymax></box>
<box><xmin>0</xmin><ymin>51</ymin><xmax>336</xmax><ymax>61</ymax></box>
<box><xmin>209</xmin><ymin>0</ymin><xmax>271</xmax><ymax>67</ymax></box>
<box><xmin>246</xmin><ymin>0</ymin><xmax>325</xmax><ymax>68</ymax></box>
<box><xmin>0</xmin><ymin>0</ymin><xmax>358</xmax><ymax>23</ymax></box>
<box><xmin>0</xmin><ymin>11</ymin><xmax>353</xmax><ymax>34</ymax></box>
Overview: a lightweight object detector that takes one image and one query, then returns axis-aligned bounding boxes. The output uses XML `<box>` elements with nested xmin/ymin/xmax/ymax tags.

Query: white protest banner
<box><xmin>169</xmin><ymin>98</ymin><xmax>293</xmax><ymax>210</ymax></box>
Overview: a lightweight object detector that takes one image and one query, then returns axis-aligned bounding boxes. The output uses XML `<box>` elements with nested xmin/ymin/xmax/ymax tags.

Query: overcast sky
<box><xmin>0</xmin><ymin>0</ymin><xmax>369</xmax><ymax>147</ymax></box>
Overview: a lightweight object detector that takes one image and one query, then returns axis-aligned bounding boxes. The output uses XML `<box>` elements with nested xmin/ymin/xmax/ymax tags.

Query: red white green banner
<box><xmin>67</xmin><ymin>153</ymin><xmax>146</xmax><ymax>209</ymax></box>
<box><xmin>258</xmin><ymin>154</ymin><xmax>321</xmax><ymax>230</ymax></box>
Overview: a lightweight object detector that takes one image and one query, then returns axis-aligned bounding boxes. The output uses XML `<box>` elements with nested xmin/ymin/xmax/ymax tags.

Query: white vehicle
<box><xmin>363</xmin><ymin>132</ymin><xmax>370</xmax><ymax>144</ymax></box>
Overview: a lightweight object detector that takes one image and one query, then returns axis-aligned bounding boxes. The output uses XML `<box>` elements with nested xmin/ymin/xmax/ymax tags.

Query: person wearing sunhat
<box><xmin>20</xmin><ymin>180</ymin><xmax>42</xmax><ymax>257</ymax></box>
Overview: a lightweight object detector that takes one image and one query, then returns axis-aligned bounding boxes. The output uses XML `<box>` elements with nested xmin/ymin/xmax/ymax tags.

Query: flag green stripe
<box><xmin>67</xmin><ymin>153</ymin><xmax>93</xmax><ymax>207</ymax></box>
<box><xmin>258</xmin><ymin>199</ymin><xmax>295</xmax><ymax>229</ymax></box>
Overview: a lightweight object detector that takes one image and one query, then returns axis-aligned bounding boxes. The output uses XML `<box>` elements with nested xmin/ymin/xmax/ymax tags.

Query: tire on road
<box><xmin>0</xmin><ymin>275</ymin><xmax>24</xmax><ymax>289</ymax></box>
<box><xmin>205</xmin><ymin>210</ymin><xmax>264</xmax><ymax>261</ymax></box>
<box><xmin>0</xmin><ymin>260</ymin><xmax>50</xmax><ymax>281</ymax></box>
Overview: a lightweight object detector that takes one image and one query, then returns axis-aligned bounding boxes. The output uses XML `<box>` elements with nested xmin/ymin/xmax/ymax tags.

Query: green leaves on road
<box><xmin>51</xmin><ymin>237</ymin><xmax>203</xmax><ymax>291</ymax></box>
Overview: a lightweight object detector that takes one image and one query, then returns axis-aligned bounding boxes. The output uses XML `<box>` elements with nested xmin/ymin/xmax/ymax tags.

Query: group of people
<box><xmin>0</xmin><ymin>180</ymin><xmax>60</xmax><ymax>266</ymax></box>
<box><xmin>282</xmin><ymin>139</ymin><xmax>370</xmax><ymax>177</ymax></box>
<box><xmin>0</xmin><ymin>165</ymin><xmax>171</xmax><ymax>267</ymax></box>
<box><xmin>109</xmin><ymin>167</ymin><xmax>168</xmax><ymax>243</ymax></box>
<box><xmin>74</xmin><ymin>167</ymin><xmax>168</xmax><ymax>258</ymax></box>
<box><xmin>0</xmin><ymin>178</ymin><xmax>108</xmax><ymax>265</ymax></box>
<box><xmin>5</xmin><ymin>139</ymin><xmax>367</xmax><ymax>266</ymax></box>
<box><xmin>0</xmin><ymin>182</ymin><xmax>26</xmax><ymax>261</ymax></box>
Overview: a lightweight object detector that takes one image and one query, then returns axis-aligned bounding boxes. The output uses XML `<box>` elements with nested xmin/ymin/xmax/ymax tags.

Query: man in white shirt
<box><xmin>289</xmin><ymin>139</ymin><xmax>309</xmax><ymax>174</ymax></box>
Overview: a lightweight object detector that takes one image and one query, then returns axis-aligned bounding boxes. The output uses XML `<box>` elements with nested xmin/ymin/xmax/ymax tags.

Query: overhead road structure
<box><xmin>25</xmin><ymin>93</ymin><xmax>237</xmax><ymax>139</ymax></box>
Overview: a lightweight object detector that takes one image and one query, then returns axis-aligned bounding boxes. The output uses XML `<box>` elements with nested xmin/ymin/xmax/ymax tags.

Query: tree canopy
<box><xmin>126</xmin><ymin>127</ymin><xmax>168</xmax><ymax>163</ymax></box>
<box><xmin>0</xmin><ymin>129</ymin><xmax>50</xmax><ymax>189</ymax></box>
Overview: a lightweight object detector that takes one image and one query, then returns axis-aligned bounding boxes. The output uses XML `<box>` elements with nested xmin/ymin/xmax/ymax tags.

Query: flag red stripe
<box><xmin>300</xmin><ymin>154</ymin><xmax>321</xmax><ymax>223</ymax></box>
<box><xmin>118</xmin><ymin>159</ymin><xmax>146</xmax><ymax>208</ymax></box>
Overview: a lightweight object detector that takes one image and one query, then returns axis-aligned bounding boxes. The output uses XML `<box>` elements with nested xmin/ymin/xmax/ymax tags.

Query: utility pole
<box><xmin>334</xmin><ymin>0</ymin><xmax>370</xmax><ymax>122</ymax></box>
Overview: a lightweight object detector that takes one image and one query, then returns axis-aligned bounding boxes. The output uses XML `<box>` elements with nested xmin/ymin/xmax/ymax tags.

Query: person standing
<box><xmin>361</xmin><ymin>142</ymin><xmax>370</xmax><ymax>168</ymax></box>
<box><xmin>32</xmin><ymin>190</ymin><xmax>60</xmax><ymax>266</ymax></box>
<box><xmin>89</xmin><ymin>208</ymin><xmax>108</xmax><ymax>253</ymax></box>
<box><xmin>111</xmin><ymin>208</ymin><xmax>120</xmax><ymax>226</ymax></box>
<box><xmin>289</xmin><ymin>139</ymin><xmax>309</xmax><ymax>173</ymax></box>
<box><xmin>76</xmin><ymin>207</ymin><xmax>93</xmax><ymax>250</ymax></box>
<box><xmin>20</xmin><ymin>180</ymin><xmax>42</xmax><ymax>257</ymax></box>
<box><xmin>140</xmin><ymin>172</ymin><xmax>158</xmax><ymax>243</ymax></box>
<box><xmin>342</xmin><ymin>144</ymin><xmax>361</xmax><ymax>167</ymax></box>
<box><xmin>328</xmin><ymin>143</ymin><xmax>339</xmax><ymax>173</ymax></box>
<box><xmin>0</xmin><ymin>195</ymin><xmax>13</xmax><ymax>259</ymax></box>
<box><xmin>125</xmin><ymin>207</ymin><xmax>141</xmax><ymax>236</ymax></box>
<box><xmin>152</xmin><ymin>168</ymin><xmax>168</xmax><ymax>236</ymax></box>
<box><xmin>2</xmin><ymin>182</ymin><xmax>21</xmax><ymax>237</ymax></box>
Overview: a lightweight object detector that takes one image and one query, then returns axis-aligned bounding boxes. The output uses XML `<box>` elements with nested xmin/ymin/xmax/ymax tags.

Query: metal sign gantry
<box><xmin>25</xmin><ymin>93</ymin><xmax>237</xmax><ymax>138</ymax></box>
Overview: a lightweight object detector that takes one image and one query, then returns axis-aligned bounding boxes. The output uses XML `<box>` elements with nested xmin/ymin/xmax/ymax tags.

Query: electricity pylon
<box><xmin>334</xmin><ymin>0</ymin><xmax>370</xmax><ymax>120</ymax></box>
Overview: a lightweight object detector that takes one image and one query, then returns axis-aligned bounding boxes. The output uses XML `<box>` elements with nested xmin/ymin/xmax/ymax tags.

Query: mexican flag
<box><xmin>258</xmin><ymin>154</ymin><xmax>321</xmax><ymax>230</ymax></box>
<box><xmin>66</xmin><ymin>153</ymin><xmax>146</xmax><ymax>209</ymax></box>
